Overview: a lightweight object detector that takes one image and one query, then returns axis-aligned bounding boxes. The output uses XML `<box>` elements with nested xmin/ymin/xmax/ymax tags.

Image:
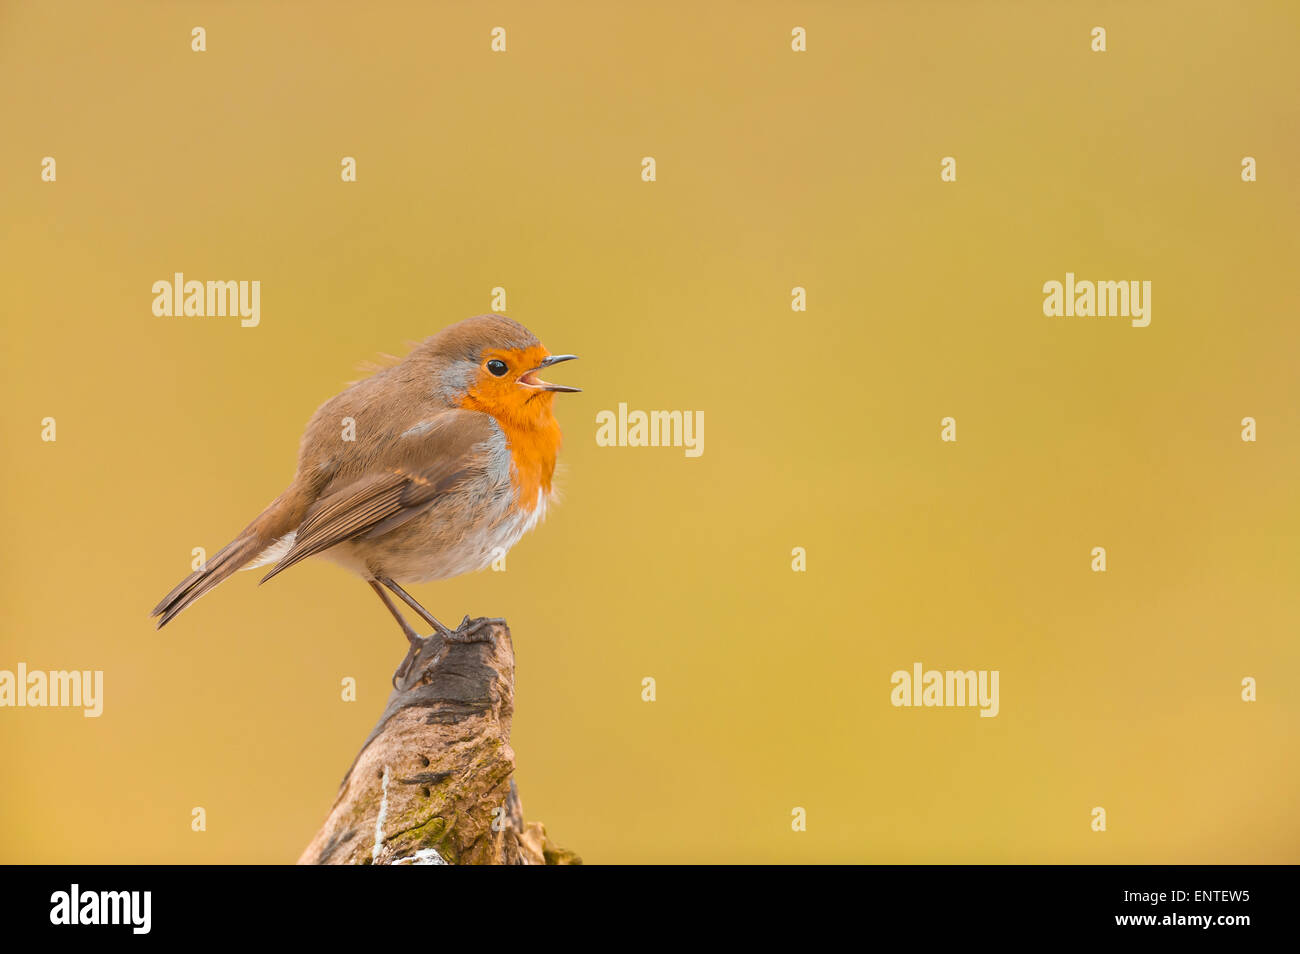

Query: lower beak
<box><xmin>521</xmin><ymin>354</ymin><xmax>580</xmax><ymax>392</ymax></box>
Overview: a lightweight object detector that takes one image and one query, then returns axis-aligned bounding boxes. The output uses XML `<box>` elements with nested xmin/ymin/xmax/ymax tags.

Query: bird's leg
<box><xmin>378</xmin><ymin>577</ymin><xmax>456</xmax><ymax>639</ymax></box>
<box><xmin>368</xmin><ymin>581</ymin><xmax>432</xmax><ymax>687</ymax></box>
<box><xmin>380</xmin><ymin>577</ymin><xmax>499</xmax><ymax>650</ymax></box>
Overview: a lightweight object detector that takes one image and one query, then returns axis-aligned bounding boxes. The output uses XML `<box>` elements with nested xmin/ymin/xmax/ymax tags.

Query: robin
<box><xmin>150</xmin><ymin>314</ymin><xmax>579</xmax><ymax>683</ymax></box>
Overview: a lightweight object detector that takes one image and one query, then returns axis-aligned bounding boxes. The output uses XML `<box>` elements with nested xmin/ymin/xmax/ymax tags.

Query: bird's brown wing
<box><xmin>259</xmin><ymin>410</ymin><xmax>498</xmax><ymax>582</ymax></box>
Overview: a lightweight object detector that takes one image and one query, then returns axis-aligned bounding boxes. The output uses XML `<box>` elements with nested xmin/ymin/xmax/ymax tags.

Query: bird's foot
<box><xmin>391</xmin><ymin>635</ymin><xmax>428</xmax><ymax>688</ymax></box>
<box><xmin>391</xmin><ymin>617</ymin><xmax>502</xmax><ymax>687</ymax></box>
<box><xmin>442</xmin><ymin>615</ymin><xmax>504</xmax><ymax>644</ymax></box>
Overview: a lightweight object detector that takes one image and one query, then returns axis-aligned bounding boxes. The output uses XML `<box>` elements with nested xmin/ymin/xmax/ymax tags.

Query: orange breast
<box><xmin>499</xmin><ymin>415</ymin><xmax>561</xmax><ymax>511</ymax></box>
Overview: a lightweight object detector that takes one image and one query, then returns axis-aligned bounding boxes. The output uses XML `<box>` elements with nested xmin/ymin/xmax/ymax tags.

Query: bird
<box><xmin>150</xmin><ymin>314</ymin><xmax>579</xmax><ymax>684</ymax></box>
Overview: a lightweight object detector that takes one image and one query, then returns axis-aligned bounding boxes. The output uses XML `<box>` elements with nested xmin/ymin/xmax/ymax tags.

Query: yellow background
<box><xmin>1</xmin><ymin>1</ymin><xmax>1297</xmax><ymax>863</ymax></box>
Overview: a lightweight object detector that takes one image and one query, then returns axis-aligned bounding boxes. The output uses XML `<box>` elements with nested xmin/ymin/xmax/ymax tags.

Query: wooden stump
<box><xmin>298</xmin><ymin>619</ymin><xmax>579</xmax><ymax>865</ymax></box>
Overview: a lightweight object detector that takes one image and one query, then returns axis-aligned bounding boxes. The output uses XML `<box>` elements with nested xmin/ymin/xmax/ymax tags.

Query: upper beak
<box><xmin>521</xmin><ymin>354</ymin><xmax>580</xmax><ymax>392</ymax></box>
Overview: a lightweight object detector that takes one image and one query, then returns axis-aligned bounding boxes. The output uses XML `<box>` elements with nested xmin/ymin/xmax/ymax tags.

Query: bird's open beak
<box><xmin>520</xmin><ymin>354</ymin><xmax>580</xmax><ymax>392</ymax></box>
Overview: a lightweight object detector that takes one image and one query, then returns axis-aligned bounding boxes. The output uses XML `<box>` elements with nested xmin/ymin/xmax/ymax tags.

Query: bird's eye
<box><xmin>486</xmin><ymin>359</ymin><xmax>509</xmax><ymax>377</ymax></box>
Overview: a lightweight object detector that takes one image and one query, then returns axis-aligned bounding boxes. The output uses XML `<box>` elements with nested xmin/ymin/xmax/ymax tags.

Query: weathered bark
<box><xmin>298</xmin><ymin>619</ymin><xmax>579</xmax><ymax>865</ymax></box>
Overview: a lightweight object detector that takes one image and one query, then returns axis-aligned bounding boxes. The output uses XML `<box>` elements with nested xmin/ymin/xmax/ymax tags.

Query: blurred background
<box><xmin>1</xmin><ymin>0</ymin><xmax>1296</xmax><ymax>863</ymax></box>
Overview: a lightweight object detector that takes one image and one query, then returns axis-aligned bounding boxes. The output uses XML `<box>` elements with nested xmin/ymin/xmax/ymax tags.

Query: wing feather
<box><xmin>259</xmin><ymin>411</ymin><xmax>495</xmax><ymax>582</ymax></box>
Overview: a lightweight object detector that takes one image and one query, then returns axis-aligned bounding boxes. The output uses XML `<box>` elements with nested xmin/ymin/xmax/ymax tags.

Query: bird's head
<box><xmin>417</xmin><ymin>314</ymin><xmax>579</xmax><ymax>430</ymax></box>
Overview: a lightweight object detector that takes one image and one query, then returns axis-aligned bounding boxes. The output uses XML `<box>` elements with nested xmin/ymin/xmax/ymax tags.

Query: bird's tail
<box><xmin>150</xmin><ymin>492</ymin><xmax>302</xmax><ymax>629</ymax></box>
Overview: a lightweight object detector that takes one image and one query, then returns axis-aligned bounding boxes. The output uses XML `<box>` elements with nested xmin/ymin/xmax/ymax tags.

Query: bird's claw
<box><xmin>441</xmin><ymin>615</ymin><xmax>504</xmax><ymax>644</ymax></box>
<box><xmin>391</xmin><ymin>634</ymin><xmax>429</xmax><ymax>688</ymax></box>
